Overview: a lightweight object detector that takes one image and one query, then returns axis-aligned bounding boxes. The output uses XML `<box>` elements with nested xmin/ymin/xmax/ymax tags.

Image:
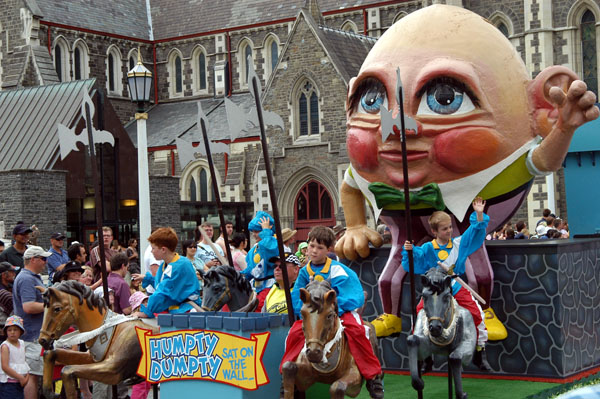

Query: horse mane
<box><xmin>211</xmin><ymin>265</ymin><xmax>252</xmax><ymax>297</ymax></box>
<box><xmin>305</xmin><ymin>280</ymin><xmax>336</xmax><ymax>314</ymax></box>
<box><xmin>423</xmin><ymin>267</ymin><xmax>450</xmax><ymax>295</ymax></box>
<box><xmin>44</xmin><ymin>280</ymin><xmax>107</xmax><ymax>315</ymax></box>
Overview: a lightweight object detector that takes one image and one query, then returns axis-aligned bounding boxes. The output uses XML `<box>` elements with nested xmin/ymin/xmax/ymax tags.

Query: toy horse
<box><xmin>282</xmin><ymin>280</ymin><xmax>379</xmax><ymax>398</ymax></box>
<box><xmin>407</xmin><ymin>268</ymin><xmax>477</xmax><ymax>399</ymax></box>
<box><xmin>199</xmin><ymin>265</ymin><xmax>258</xmax><ymax>312</ymax></box>
<box><xmin>37</xmin><ymin>280</ymin><xmax>159</xmax><ymax>399</ymax></box>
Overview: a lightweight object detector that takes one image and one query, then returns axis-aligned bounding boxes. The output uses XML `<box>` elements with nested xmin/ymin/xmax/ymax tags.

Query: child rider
<box><xmin>281</xmin><ymin>226</ymin><xmax>384</xmax><ymax>398</ymax></box>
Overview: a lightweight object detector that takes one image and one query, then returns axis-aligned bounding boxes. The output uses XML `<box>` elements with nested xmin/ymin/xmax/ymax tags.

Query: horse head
<box><xmin>38</xmin><ymin>280</ymin><xmax>107</xmax><ymax>350</ymax></box>
<box><xmin>421</xmin><ymin>268</ymin><xmax>457</xmax><ymax>338</ymax></box>
<box><xmin>199</xmin><ymin>266</ymin><xmax>232</xmax><ymax>311</ymax></box>
<box><xmin>299</xmin><ymin>280</ymin><xmax>339</xmax><ymax>364</ymax></box>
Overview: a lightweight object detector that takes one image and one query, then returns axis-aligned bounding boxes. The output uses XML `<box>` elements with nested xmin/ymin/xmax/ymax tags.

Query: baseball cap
<box><xmin>13</xmin><ymin>224</ymin><xmax>33</xmax><ymax>236</ymax></box>
<box><xmin>0</xmin><ymin>261</ymin><xmax>16</xmax><ymax>273</ymax></box>
<box><xmin>51</xmin><ymin>232</ymin><xmax>66</xmax><ymax>240</ymax></box>
<box><xmin>23</xmin><ymin>246</ymin><xmax>52</xmax><ymax>259</ymax></box>
<box><xmin>269</xmin><ymin>253</ymin><xmax>300</xmax><ymax>267</ymax></box>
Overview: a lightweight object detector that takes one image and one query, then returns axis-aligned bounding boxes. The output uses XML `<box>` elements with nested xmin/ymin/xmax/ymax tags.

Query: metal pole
<box><xmin>251</xmin><ymin>76</ymin><xmax>295</xmax><ymax>327</ymax></box>
<box><xmin>199</xmin><ymin>117</ymin><xmax>234</xmax><ymax>266</ymax></box>
<box><xmin>448</xmin><ymin>361</ymin><xmax>453</xmax><ymax>399</ymax></box>
<box><xmin>136</xmin><ymin>108</ymin><xmax>152</xmax><ymax>273</ymax></box>
<box><xmin>396</xmin><ymin>70</ymin><xmax>423</xmax><ymax>399</ymax></box>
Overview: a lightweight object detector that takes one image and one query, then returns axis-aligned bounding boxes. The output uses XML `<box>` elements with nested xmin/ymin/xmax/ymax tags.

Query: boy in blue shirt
<box><xmin>281</xmin><ymin>226</ymin><xmax>383</xmax><ymax>398</ymax></box>
<box><xmin>403</xmin><ymin>197</ymin><xmax>491</xmax><ymax>371</ymax></box>
<box><xmin>132</xmin><ymin>227</ymin><xmax>201</xmax><ymax>317</ymax></box>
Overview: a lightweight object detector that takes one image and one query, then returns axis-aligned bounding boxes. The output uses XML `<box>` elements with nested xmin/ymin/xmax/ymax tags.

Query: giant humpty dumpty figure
<box><xmin>335</xmin><ymin>5</ymin><xmax>599</xmax><ymax>338</ymax></box>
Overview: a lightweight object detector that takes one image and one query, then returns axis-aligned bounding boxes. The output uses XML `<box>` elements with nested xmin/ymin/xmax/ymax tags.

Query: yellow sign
<box><xmin>136</xmin><ymin>327</ymin><xmax>270</xmax><ymax>390</ymax></box>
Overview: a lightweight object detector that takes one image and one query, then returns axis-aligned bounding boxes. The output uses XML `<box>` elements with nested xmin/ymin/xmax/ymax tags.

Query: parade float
<box><xmin>40</xmin><ymin>4</ymin><xmax>600</xmax><ymax>399</ymax></box>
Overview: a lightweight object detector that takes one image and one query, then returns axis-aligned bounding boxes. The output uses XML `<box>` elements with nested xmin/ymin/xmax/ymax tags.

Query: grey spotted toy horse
<box><xmin>407</xmin><ymin>268</ymin><xmax>477</xmax><ymax>399</ymax></box>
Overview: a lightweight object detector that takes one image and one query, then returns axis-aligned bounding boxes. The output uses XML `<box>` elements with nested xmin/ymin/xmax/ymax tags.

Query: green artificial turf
<box><xmin>306</xmin><ymin>373</ymin><xmax>561</xmax><ymax>398</ymax></box>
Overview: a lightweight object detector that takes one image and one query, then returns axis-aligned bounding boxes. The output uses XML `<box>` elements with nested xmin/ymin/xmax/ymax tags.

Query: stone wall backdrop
<box><xmin>0</xmin><ymin>169</ymin><xmax>67</xmax><ymax>249</ymax></box>
<box><xmin>149</xmin><ymin>175</ymin><xmax>181</xmax><ymax>244</ymax></box>
<box><xmin>345</xmin><ymin>238</ymin><xmax>600</xmax><ymax>379</ymax></box>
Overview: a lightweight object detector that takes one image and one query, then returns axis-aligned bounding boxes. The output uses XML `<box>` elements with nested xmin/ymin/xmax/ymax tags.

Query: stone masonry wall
<box><xmin>344</xmin><ymin>239</ymin><xmax>600</xmax><ymax>378</ymax></box>
<box><xmin>0</xmin><ymin>169</ymin><xmax>67</xmax><ymax>249</ymax></box>
<box><xmin>149</xmin><ymin>175</ymin><xmax>181</xmax><ymax>243</ymax></box>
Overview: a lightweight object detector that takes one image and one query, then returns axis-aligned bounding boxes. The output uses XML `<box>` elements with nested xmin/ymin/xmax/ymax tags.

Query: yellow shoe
<box><xmin>484</xmin><ymin>308</ymin><xmax>508</xmax><ymax>341</ymax></box>
<box><xmin>371</xmin><ymin>313</ymin><xmax>402</xmax><ymax>337</ymax></box>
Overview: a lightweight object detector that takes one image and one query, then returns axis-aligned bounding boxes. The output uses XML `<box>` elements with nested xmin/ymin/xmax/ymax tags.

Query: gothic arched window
<box><xmin>581</xmin><ymin>10</ymin><xmax>598</xmax><ymax>96</ymax></box>
<box><xmin>295</xmin><ymin>80</ymin><xmax>320</xmax><ymax>137</ymax></box>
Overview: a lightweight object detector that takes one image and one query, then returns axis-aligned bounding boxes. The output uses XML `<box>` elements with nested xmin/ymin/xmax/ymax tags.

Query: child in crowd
<box><xmin>295</xmin><ymin>242</ymin><xmax>308</xmax><ymax>266</ymax></box>
<box><xmin>129</xmin><ymin>291</ymin><xmax>151</xmax><ymax>399</ymax></box>
<box><xmin>0</xmin><ymin>316</ymin><xmax>30</xmax><ymax>399</ymax></box>
<box><xmin>281</xmin><ymin>226</ymin><xmax>384</xmax><ymax>399</ymax></box>
<box><xmin>403</xmin><ymin>197</ymin><xmax>492</xmax><ymax>371</ymax></box>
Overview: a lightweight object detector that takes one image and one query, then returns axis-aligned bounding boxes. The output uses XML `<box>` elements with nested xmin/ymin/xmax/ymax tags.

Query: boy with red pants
<box><xmin>403</xmin><ymin>197</ymin><xmax>491</xmax><ymax>372</ymax></box>
<box><xmin>280</xmin><ymin>226</ymin><xmax>384</xmax><ymax>398</ymax></box>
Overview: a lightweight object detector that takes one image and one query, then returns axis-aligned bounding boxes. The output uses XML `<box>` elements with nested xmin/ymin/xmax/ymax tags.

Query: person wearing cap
<box><xmin>0</xmin><ymin>224</ymin><xmax>33</xmax><ymax>268</ymax></box>
<box><xmin>0</xmin><ymin>262</ymin><xmax>16</xmax><ymax>292</ymax></box>
<box><xmin>12</xmin><ymin>246</ymin><xmax>50</xmax><ymax>397</ymax></box>
<box><xmin>0</xmin><ymin>315</ymin><xmax>30</xmax><ymax>398</ymax></box>
<box><xmin>128</xmin><ymin>291</ymin><xmax>150</xmax><ymax>399</ymax></box>
<box><xmin>0</xmin><ymin>263</ymin><xmax>16</xmax><ymax>340</ymax></box>
<box><xmin>241</xmin><ymin>212</ymin><xmax>279</xmax><ymax>311</ymax></box>
<box><xmin>51</xmin><ymin>261</ymin><xmax>84</xmax><ymax>285</ymax></box>
<box><xmin>47</xmin><ymin>232</ymin><xmax>70</xmax><ymax>282</ymax></box>
<box><xmin>262</xmin><ymin>253</ymin><xmax>300</xmax><ymax>314</ymax></box>
<box><xmin>281</xmin><ymin>228</ymin><xmax>297</xmax><ymax>252</ymax></box>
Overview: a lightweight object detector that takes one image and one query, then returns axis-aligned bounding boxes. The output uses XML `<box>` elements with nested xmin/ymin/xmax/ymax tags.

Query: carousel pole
<box><xmin>394</xmin><ymin>68</ymin><xmax>423</xmax><ymax>399</ymax></box>
<box><xmin>83</xmin><ymin>99</ymin><xmax>118</xmax><ymax>399</ymax></box>
<box><xmin>198</xmin><ymin>105</ymin><xmax>234</xmax><ymax>266</ymax></box>
<box><xmin>250</xmin><ymin>70</ymin><xmax>295</xmax><ymax>328</ymax></box>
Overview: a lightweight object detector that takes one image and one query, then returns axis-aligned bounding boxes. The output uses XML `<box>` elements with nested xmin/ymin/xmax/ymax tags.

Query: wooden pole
<box><xmin>84</xmin><ymin>99</ymin><xmax>117</xmax><ymax>399</ymax></box>
<box><xmin>199</xmin><ymin>115</ymin><xmax>234</xmax><ymax>266</ymax></box>
<box><xmin>395</xmin><ymin>69</ymin><xmax>422</xmax><ymax>399</ymax></box>
<box><xmin>251</xmin><ymin>76</ymin><xmax>295</xmax><ymax>327</ymax></box>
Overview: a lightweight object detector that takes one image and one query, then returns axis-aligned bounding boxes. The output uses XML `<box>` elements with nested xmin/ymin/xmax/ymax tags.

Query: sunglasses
<box><xmin>35</xmin><ymin>256</ymin><xmax>48</xmax><ymax>262</ymax></box>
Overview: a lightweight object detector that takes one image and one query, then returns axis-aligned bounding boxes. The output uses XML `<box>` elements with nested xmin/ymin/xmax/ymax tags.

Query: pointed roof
<box><xmin>0</xmin><ymin>79</ymin><xmax>95</xmax><ymax>171</ymax></box>
<box><xmin>1</xmin><ymin>45</ymin><xmax>59</xmax><ymax>89</ymax></box>
<box><xmin>34</xmin><ymin>0</ymin><xmax>151</xmax><ymax>40</ymax></box>
<box><xmin>265</xmin><ymin>6</ymin><xmax>375</xmax><ymax>94</ymax></box>
<box><xmin>125</xmin><ymin>94</ymin><xmax>260</xmax><ymax>148</ymax></box>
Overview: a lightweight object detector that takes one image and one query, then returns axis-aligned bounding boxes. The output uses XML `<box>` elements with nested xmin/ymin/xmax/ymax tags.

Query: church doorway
<box><xmin>294</xmin><ymin>180</ymin><xmax>335</xmax><ymax>242</ymax></box>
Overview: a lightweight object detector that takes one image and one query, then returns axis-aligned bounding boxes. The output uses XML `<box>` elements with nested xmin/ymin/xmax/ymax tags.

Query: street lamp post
<box><xmin>127</xmin><ymin>50</ymin><xmax>153</xmax><ymax>273</ymax></box>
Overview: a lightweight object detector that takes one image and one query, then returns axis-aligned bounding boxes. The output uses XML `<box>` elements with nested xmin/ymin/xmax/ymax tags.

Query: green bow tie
<box><xmin>368</xmin><ymin>182</ymin><xmax>445</xmax><ymax>211</ymax></box>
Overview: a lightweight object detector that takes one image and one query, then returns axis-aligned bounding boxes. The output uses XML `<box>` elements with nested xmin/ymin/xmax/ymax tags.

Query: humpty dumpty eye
<box><xmin>417</xmin><ymin>77</ymin><xmax>478</xmax><ymax>116</ymax></box>
<box><xmin>352</xmin><ymin>78</ymin><xmax>388</xmax><ymax>115</ymax></box>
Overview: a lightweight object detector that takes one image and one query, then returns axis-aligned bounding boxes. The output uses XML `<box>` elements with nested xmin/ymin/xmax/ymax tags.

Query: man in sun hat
<box><xmin>281</xmin><ymin>228</ymin><xmax>297</xmax><ymax>252</ymax></box>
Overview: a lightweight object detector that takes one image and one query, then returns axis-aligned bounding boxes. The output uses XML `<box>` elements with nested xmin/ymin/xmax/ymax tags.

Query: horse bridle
<box><xmin>423</xmin><ymin>296</ymin><xmax>459</xmax><ymax>347</ymax></box>
<box><xmin>202</xmin><ymin>274</ymin><xmax>231</xmax><ymax>311</ymax></box>
<box><xmin>426</xmin><ymin>296</ymin><xmax>455</xmax><ymax>327</ymax></box>
<box><xmin>40</xmin><ymin>294</ymin><xmax>76</xmax><ymax>339</ymax></box>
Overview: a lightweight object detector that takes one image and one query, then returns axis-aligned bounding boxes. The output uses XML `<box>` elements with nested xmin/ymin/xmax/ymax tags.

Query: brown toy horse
<box><xmin>281</xmin><ymin>280</ymin><xmax>379</xmax><ymax>398</ymax></box>
<box><xmin>37</xmin><ymin>280</ymin><xmax>158</xmax><ymax>399</ymax></box>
